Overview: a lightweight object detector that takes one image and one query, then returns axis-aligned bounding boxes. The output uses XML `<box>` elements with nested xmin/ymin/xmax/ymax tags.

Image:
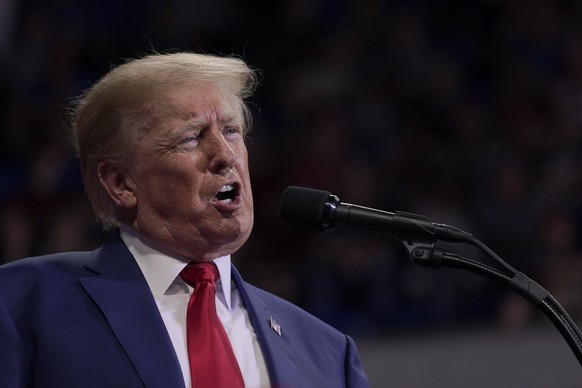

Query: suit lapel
<box><xmin>231</xmin><ymin>266</ymin><xmax>301</xmax><ymax>388</ymax></box>
<box><xmin>79</xmin><ymin>234</ymin><xmax>185</xmax><ymax>388</ymax></box>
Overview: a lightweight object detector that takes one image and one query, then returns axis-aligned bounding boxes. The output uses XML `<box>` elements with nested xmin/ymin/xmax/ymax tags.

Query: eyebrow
<box><xmin>165</xmin><ymin>120</ymin><xmax>203</xmax><ymax>143</ymax></box>
<box><xmin>166</xmin><ymin>112</ymin><xmax>242</xmax><ymax>141</ymax></box>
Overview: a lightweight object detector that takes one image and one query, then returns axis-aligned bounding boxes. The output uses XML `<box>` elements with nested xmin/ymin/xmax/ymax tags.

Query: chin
<box><xmin>226</xmin><ymin>222</ymin><xmax>253</xmax><ymax>250</ymax></box>
<box><xmin>210</xmin><ymin>218</ymin><xmax>253</xmax><ymax>251</ymax></box>
<box><xmin>223</xmin><ymin>224</ymin><xmax>252</xmax><ymax>256</ymax></box>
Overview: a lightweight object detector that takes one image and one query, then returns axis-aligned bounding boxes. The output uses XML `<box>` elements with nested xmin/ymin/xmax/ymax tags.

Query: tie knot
<box><xmin>180</xmin><ymin>262</ymin><xmax>219</xmax><ymax>287</ymax></box>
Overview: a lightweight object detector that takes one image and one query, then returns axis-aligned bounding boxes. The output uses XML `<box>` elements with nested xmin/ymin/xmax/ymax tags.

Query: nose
<box><xmin>207</xmin><ymin>129</ymin><xmax>237</xmax><ymax>174</ymax></box>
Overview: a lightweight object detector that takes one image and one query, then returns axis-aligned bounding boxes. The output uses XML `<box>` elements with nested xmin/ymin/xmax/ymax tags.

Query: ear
<box><xmin>97</xmin><ymin>161</ymin><xmax>137</xmax><ymax>210</ymax></box>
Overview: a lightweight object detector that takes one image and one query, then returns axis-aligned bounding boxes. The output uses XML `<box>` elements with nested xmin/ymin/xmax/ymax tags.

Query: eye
<box><xmin>182</xmin><ymin>135</ymin><xmax>200</xmax><ymax>142</ymax></box>
<box><xmin>223</xmin><ymin>127</ymin><xmax>242</xmax><ymax>139</ymax></box>
<box><xmin>176</xmin><ymin>134</ymin><xmax>201</xmax><ymax>149</ymax></box>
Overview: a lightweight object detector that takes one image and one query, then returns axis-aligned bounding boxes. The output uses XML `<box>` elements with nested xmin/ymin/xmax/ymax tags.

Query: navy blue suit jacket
<box><xmin>0</xmin><ymin>233</ymin><xmax>370</xmax><ymax>387</ymax></box>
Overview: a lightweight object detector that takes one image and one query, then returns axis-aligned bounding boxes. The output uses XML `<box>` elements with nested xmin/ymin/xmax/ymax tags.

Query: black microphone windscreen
<box><xmin>280</xmin><ymin>186</ymin><xmax>330</xmax><ymax>231</ymax></box>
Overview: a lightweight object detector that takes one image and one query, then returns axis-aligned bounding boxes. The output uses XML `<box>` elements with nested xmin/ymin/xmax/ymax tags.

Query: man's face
<box><xmin>127</xmin><ymin>82</ymin><xmax>253</xmax><ymax>261</ymax></box>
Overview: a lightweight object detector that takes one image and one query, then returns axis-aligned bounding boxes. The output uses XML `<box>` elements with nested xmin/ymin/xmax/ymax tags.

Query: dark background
<box><xmin>1</xmin><ymin>0</ymin><xmax>582</xmax><ymax>342</ymax></box>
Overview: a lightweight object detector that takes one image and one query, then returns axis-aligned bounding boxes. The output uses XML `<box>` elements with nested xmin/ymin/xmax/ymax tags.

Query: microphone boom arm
<box><xmin>396</xmin><ymin>232</ymin><xmax>582</xmax><ymax>367</ymax></box>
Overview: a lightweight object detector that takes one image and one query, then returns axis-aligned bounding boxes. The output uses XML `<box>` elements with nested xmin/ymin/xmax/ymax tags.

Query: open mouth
<box><xmin>215</xmin><ymin>183</ymin><xmax>239</xmax><ymax>203</ymax></box>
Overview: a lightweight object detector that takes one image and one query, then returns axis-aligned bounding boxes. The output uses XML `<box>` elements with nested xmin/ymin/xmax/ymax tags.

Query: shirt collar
<box><xmin>119</xmin><ymin>225</ymin><xmax>233</xmax><ymax>310</ymax></box>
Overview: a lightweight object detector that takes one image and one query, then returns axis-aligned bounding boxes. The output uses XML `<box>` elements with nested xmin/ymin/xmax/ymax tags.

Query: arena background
<box><xmin>1</xmin><ymin>0</ymin><xmax>581</xmax><ymax>384</ymax></box>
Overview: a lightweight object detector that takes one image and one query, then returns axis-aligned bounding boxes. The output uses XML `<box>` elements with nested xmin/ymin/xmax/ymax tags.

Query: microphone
<box><xmin>279</xmin><ymin>186</ymin><xmax>472</xmax><ymax>243</ymax></box>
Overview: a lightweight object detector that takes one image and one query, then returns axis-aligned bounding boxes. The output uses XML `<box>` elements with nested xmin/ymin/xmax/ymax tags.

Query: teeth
<box><xmin>216</xmin><ymin>184</ymin><xmax>235</xmax><ymax>203</ymax></box>
<box><xmin>219</xmin><ymin>184</ymin><xmax>233</xmax><ymax>193</ymax></box>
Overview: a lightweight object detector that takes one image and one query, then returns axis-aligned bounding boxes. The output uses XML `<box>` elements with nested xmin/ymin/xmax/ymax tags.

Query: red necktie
<box><xmin>180</xmin><ymin>262</ymin><xmax>245</xmax><ymax>388</ymax></box>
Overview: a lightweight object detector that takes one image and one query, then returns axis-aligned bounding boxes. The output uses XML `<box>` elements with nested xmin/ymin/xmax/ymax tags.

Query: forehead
<box><xmin>154</xmin><ymin>81</ymin><xmax>242</xmax><ymax>121</ymax></box>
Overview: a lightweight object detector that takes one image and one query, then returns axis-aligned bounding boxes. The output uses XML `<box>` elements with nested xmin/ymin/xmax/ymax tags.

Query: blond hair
<box><xmin>70</xmin><ymin>52</ymin><xmax>259</xmax><ymax>229</ymax></box>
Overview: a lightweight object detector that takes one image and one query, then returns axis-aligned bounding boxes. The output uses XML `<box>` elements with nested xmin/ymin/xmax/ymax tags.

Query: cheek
<box><xmin>135</xmin><ymin>159</ymin><xmax>199</xmax><ymax>202</ymax></box>
<box><xmin>237</xmin><ymin>146</ymin><xmax>251</xmax><ymax>178</ymax></box>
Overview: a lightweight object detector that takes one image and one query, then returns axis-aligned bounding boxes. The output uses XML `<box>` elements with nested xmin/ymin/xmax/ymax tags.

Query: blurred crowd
<box><xmin>1</xmin><ymin>0</ymin><xmax>581</xmax><ymax>337</ymax></box>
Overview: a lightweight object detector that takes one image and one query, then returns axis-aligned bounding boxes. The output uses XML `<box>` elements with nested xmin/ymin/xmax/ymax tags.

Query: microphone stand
<box><xmin>393</xmin><ymin>217</ymin><xmax>582</xmax><ymax>367</ymax></box>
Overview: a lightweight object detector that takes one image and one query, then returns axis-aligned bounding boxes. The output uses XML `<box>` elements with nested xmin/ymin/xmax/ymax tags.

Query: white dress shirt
<box><xmin>120</xmin><ymin>225</ymin><xmax>270</xmax><ymax>388</ymax></box>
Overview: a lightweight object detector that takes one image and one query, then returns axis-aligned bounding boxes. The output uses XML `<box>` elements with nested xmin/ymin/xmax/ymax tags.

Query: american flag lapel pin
<box><xmin>269</xmin><ymin>316</ymin><xmax>282</xmax><ymax>336</ymax></box>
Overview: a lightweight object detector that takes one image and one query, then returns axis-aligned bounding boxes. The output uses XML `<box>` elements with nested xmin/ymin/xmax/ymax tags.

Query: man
<box><xmin>0</xmin><ymin>52</ymin><xmax>370</xmax><ymax>387</ymax></box>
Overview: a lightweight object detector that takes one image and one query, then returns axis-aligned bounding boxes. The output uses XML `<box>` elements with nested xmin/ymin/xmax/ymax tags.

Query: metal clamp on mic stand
<box><xmin>391</xmin><ymin>210</ymin><xmax>582</xmax><ymax>368</ymax></box>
